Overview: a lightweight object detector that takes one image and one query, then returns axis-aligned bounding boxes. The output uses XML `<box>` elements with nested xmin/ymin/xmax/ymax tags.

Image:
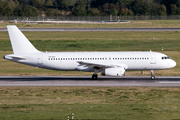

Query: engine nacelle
<box><xmin>101</xmin><ymin>67</ymin><xmax>125</xmax><ymax>76</ymax></box>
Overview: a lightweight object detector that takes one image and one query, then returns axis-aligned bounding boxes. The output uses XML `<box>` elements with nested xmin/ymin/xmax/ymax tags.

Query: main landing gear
<box><xmin>92</xmin><ymin>74</ymin><xmax>98</xmax><ymax>80</ymax></box>
<box><xmin>151</xmin><ymin>70</ymin><xmax>155</xmax><ymax>80</ymax></box>
<box><xmin>92</xmin><ymin>69</ymin><xmax>99</xmax><ymax>80</ymax></box>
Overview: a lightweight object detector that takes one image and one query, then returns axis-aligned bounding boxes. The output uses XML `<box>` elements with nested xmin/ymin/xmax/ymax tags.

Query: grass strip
<box><xmin>0</xmin><ymin>87</ymin><xmax>180</xmax><ymax>120</ymax></box>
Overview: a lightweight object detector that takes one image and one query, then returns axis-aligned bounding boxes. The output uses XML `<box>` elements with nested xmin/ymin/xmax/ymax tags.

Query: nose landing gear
<box><xmin>151</xmin><ymin>70</ymin><xmax>155</xmax><ymax>80</ymax></box>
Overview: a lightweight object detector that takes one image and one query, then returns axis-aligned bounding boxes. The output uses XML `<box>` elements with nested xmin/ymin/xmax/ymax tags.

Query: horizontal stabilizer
<box><xmin>4</xmin><ymin>54</ymin><xmax>26</xmax><ymax>61</ymax></box>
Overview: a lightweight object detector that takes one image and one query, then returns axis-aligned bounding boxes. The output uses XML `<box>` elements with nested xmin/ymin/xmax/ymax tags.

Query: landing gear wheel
<box><xmin>151</xmin><ymin>76</ymin><xmax>155</xmax><ymax>80</ymax></box>
<box><xmin>92</xmin><ymin>74</ymin><xmax>98</xmax><ymax>80</ymax></box>
<box><xmin>151</xmin><ymin>70</ymin><xmax>155</xmax><ymax>80</ymax></box>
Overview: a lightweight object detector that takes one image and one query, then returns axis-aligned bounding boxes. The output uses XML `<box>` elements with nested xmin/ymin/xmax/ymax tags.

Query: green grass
<box><xmin>0</xmin><ymin>31</ymin><xmax>179</xmax><ymax>76</ymax></box>
<box><xmin>0</xmin><ymin>87</ymin><xmax>180</xmax><ymax>120</ymax></box>
<box><xmin>1</xmin><ymin>20</ymin><xmax>180</xmax><ymax>28</ymax></box>
<box><xmin>1</xmin><ymin>31</ymin><xmax>180</xmax><ymax>51</ymax></box>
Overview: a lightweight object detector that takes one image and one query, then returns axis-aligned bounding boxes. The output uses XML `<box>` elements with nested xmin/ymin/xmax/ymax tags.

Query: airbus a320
<box><xmin>4</xmin><ymin>26</ymin><xmax>176</xmax><ymax>80</ymax></box>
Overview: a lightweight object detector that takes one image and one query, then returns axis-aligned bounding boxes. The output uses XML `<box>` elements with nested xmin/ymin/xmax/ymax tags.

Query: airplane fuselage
<box><xmin>5</xmin><ymin>51</ymin><xmax>176</xmax><ymax>72</ymax></box>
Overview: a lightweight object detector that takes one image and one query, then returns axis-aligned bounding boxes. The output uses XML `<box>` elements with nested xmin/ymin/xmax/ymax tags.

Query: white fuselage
<box><xmin>5</xmin><ymin>51</ymin><xmax>176</xmax><ymax>72</ymax></box>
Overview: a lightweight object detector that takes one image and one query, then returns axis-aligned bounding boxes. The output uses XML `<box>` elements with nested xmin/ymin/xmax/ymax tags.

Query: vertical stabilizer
<box><xmin>7</xmin><ymin>25</ymin><xmax>40</xmax><ymax>54</ymax></box>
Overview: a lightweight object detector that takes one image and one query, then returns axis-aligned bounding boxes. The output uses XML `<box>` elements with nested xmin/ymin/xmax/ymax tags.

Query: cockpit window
<box><xmin>162</xmin><ymin>56</ymin><xmax>170</xmax><ymax>60</ymax></box>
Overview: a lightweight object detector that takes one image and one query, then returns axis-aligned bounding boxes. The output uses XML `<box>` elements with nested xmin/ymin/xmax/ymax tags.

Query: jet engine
<box><xmin>101</xmin><ymin>67</ymin><xmax>125</xmax><ymax>76</ymax></box>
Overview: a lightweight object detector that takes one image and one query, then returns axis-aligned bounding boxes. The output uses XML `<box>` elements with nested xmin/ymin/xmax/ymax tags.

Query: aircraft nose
<box><xmin>171</xmin><ymin>60</ymin><xmax>176</xmax><ymax>68</ymax></box>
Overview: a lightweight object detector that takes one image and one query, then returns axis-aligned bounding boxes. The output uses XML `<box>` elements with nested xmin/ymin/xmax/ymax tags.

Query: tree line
<box><xmin>0</xmin><ymin>0</ymin><xmax>180</xmax><ymax>16</ymax></box>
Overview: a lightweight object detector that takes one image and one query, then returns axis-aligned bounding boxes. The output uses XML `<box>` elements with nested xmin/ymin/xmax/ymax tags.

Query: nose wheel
<box><xmin>151</xmin><ymin>75</ymin><xmax>155</xmax><ymax>80</ymax></box>
<box><xmin>92</xmin><ymin>74</ymin><xmax>98</xmax><ymax>80</ymax></box>
<box><xmin>151</xmin><ymin>70</ymin><xmax>155</xmax><ymax>80</ymax></box>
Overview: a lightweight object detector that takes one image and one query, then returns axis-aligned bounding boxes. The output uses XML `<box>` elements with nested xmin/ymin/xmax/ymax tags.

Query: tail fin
<box><xmin>7</xmin><ymin>25</ymin><xmax>40</xmax><ymax>54</ymax></box>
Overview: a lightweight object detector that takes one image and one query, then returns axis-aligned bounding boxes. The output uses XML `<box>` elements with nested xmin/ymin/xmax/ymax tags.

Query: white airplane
<box><xmin>4</xmin><ymin>25</ymin><xmax>176</xmax><ymax>80</ymax></box>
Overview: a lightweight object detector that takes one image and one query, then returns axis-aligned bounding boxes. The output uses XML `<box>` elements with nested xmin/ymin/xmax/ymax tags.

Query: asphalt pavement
<box><xmin>0</xmin><ymin>76</ymin><xmax>180</xmax><ymax>87</ymax></box>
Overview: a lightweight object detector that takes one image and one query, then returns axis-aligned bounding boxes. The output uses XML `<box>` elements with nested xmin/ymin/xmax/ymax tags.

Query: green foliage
<box><xmin>14</xmin><ymin>5</ymin><xmax>39</xmax><ymax>16</ymax></box>
<box><xmin>45</xmin><ymin>9</ymin><xmax>61</xmax><ymax>16</ymax></box>
<box><xmin>72</xmin><ymin>0</ymin><xmax>87</xmax><ymax>16</ymax></box>
<box><xmin>117</xmin><ymin>0</ymin><xmax>134</xmax><ymax>8</ymax></box>
<box><xmin>29</xmin><ymin>0</ymin><xmax>41</xmax><ymax>7</ymax></box>
<box><xmin>45</xmin><ymin>0</ymin><xmax>53</xmax><ymax>6</ymax></box>
<box><xmin>57</xmin><ymin>0</ymin><xmax>69</xmax><ymax>10</ymax></box>
<box><xmin>120</xmin><ymin>8</ymin><xmax>134</xmax><ymax>15</ymax></box>
<box><xmin>1</xmin><ymin>0</ymin><xmax>180</xmax><ymax>16</ymax></box>
<box><xmin>158</xmin><ymin>4</ymin><xmax>167</xmax><ymax>15</ymax></box>
<box><xmin>87</xmin><ymin>8</ymin><xmax>100</xmax><ymax>16</ymax></box>
<box><xmin>111</xmin><ymin>9</ymin><xmax>118</xmax><ymax>16</ymax></box>
<box><xmin>14</xmin><ymin>0</ymin><xmax>19</xmax><ymax>6</ymax></box>
<box><xmin>171</xmin><ymin>4</ymin><xmax>180</xmax><ymax>15</ymax></box>
<box><xmin>0</xmin><ymin>0</ymin><xmax>14</xmax><ymax>16</ymax></box>
<box><xmin>133</xmin><ymin>0</ymin><xmax>149</xmax><ymax>15</ymax></box>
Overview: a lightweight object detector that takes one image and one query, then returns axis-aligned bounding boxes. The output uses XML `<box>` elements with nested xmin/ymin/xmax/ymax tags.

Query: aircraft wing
<box><xmin>77</xmin><ymin>61</ymin><xmax>128</xmax><ymax>69</ymax></box>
